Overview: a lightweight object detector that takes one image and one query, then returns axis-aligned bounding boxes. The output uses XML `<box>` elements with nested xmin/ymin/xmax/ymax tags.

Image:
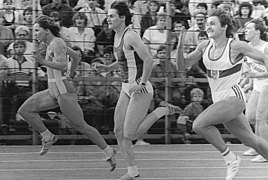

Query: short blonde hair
<box><xmin>190</xmin><ymin>88</ymin><xmax>204</xmax><ymax>97</ymax></box>
<box><xmin>15</xmin><ymin>25</ymin><xmax>30</xmax><ymax>35</ymax></box>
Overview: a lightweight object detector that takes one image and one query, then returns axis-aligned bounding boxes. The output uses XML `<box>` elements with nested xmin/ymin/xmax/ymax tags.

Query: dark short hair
<box><xmin>157</xmin><ymin>45</ymin><xmax>166</xmax><ymax>53</ymax></box>
<box><xmin>13</xmin><ymin>40</ymin><xmax>26</xmax><ymax>48</ymax></box>
<box><xmin>238</xmin><ymin>2</ymin><xmax>253</xmax><ymax>17</ymax></box>
<box><xmin>23</xmin><ymin>5</ymin><xmax>33</xmax><ymax>16</ymax></box>
<box><xmin>110</xmin><ymin>1</ymin><xmax>132</xmax><ymax>26</ymax></box>
<box><xmin>197</xmin><ymin>3</ymin><xmax>208</xmax><ymax>10</ymax></box>
<box><xmin>35</xmin><ymin>15</ymin><xmax>60</xmax><ymax>37</ymax></box>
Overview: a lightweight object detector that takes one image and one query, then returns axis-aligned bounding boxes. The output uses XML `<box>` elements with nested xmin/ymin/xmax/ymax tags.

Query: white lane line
<box><xmin>58</xmin><ymin>177</ymin><xmax>268</xmax><ymax>180</ymax></box>
<box><xmin>0</xmin><ymin>150</ymin><xmax>246</xmax><ymax>155</ymax></box>
<box><xmin>1</xmin><ymin>166</ymin><xmax>268</xmax><ymax>171</ymax></box>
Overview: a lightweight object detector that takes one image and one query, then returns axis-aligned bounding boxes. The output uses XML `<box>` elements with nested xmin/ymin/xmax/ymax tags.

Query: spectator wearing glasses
<box><xmin>7</xmin><ymin>25</ymin><xmax>34</xmax><ymax>61</ymax></box>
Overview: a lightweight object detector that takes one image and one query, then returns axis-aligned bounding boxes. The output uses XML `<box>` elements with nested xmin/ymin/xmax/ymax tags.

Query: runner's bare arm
<box><xmin>236</xmin><ymin>41</ymin><xmax>268</xmax><ymax>71</ymax></box>
<box><xmin>176</xmin><ymin>39</ymin><xmax>207</xmax><ymax>72</ymax></box>
<box><xmin>35</xmin><ymin>39</ymin><xmax>68</xmax><ymax>71</ymax></box>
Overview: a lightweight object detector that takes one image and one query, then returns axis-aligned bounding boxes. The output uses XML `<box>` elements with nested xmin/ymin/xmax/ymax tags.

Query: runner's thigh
<box><xmin>20</xmin><ymin>89</ymin><xmax>58</xmax><ymax>112</ymax></box>
<box><xmin>124</xmin><ymin>92</ymin><xmax>153</xmax><ymax>134</ymax></box>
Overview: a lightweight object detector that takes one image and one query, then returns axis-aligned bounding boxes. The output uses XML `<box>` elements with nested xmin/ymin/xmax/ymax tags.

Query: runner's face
<box><xmin>206</xmin><ymin>16</ymin><xmax>224</xmax><ymax>38</ymax></box>
<box><xmin>34</xmin><ymin>23</ymin><xmax>46</xmax><ymax>42</ymax></box>
<box><xmin>107</xmin><ymin>9</ymin><xmax>123</xmax><ymax>29</ymax></box>
<box><xmin>244</xmin><ymin>22</ymin><xmax>257</xmax><ymax>41</ymax></box>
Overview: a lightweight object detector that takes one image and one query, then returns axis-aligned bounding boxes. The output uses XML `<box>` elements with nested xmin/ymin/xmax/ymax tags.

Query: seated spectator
<box><xmin>95</xmin><ymin>18</ymin><xmax>115</xmax><ymax>57</ymax></box>
<box><xmin>251</xmin><ymin>0</ymin><xmax>266</xmax><ymax>19</ymax></box>
<box><xmin>177</xmin><ymin>88</ymin><xmax>204</xmax><ymax>144</ymax></box>
<box><xmin>15</xmin><ymin>0</ymin><xmax>43</xmax><ymax>19</ymax></box>
<box><xmin>7</xmin><ymin>25</ymin><xmax>34</xmax><ymax>61</ymax></box>
<box><xmin>170</xmin><ymin>0</ymin><xmax>190</xmax><ymax>29</ymax></box>
<box><xmin>140</xmin><ymin>0</ymin><xmax>160</xmax><ymax>37</ymax></box>
<box><xmin>79</xmin><ymin>0</ymin><xmax>107</xmax><ymax>36</ymax></box>
<box><xmin>68</xmin><ymin>12</ymin><xmax>96</xmax><ymax>63</ymax></box>
<box><xmin>143</xmin><ymin>12</ymin><xmax>167</xmax><ymax>57</ymax></box>
<box><xmin>42</xmin><ymin>0</ymin><xmax>74</xmax><ymax>28</ymax></box>
<box><xmin>0</xmin><ymin>11</ymin><xmax>14</xmax><ymax>56</ymax></box>
<box><xmin>233</xmin><ymin>2</ymin><xmax>253</xmax><ymax>41</ymax></box>
<box><xmin>49</xmin><ymin>11</ymin><xmax>73</xmax><ymax>47</ymax></box>
<box><xmin>151</xmin><ymin>45</ymin><xmax>182</xmax><ymax>106</ymax></box>
<box><xmin>21</xmin><ymin>6</ymin><xmax>35</xmax><ymax>37</ymax></box>
<box><xmin>2</xmin><ymin>40</ymin><xmax>35</xmax><ymax>129</ymax></box>
<box><xmin>184</xmin><ymin>10</ymin><xmax>206</xmax><ymax>54</ymax></box>
<box><xmin>1</xmin><ymin>0</ymin><xmax>20</xmax><ymax>32</ymax></box>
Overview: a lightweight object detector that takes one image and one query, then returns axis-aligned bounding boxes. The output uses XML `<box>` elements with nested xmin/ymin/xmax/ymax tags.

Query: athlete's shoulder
<box><xmin>124</xmin><ymin>29</ymin><xmax>140</xmax><ymax>39</ymax></box>
<box><xmin>50</xmin><ymin>37</ymin><xmax>67</xmax><ymax>49</ymax></box>
<box><xmin>196</xmin><ymin>39</ymin><xmax>210</xmax><ymax>52</ymax></box>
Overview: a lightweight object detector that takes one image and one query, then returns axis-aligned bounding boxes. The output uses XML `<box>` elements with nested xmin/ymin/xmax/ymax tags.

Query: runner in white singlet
<box><xmin>17</xmin><ymin>15</ymin><xmax>117</xmax><ymax>172</ymax></box>
<box><xmin>176</xmin><ymin>9</ymin><xmax>268</xmax><ymax>180</ymax></box>
<box><xmin>95</xmin><ymin>2</ymin><xmax>181</xmax><ymax>179</ymax></box>
<box><xmin>242</xmin><ymin>19</ymin><xmax>268</xmax><ymax>162</ymax></box>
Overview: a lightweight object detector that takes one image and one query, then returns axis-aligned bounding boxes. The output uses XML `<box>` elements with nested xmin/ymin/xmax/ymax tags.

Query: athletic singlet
<box><xmin>247</xmin><ymin>42</ymin><xmax>268</xmax><ymax>92</ymax></box>
<box><xmin>114</xmin><ymin>27</ymin><xmax>144</xmax><ymax>84</ymax></box>
<box><xmin>46</xmin><ymin>38</ymin><xmax>76</xmax><ymax>98</ymax></box>
<box><xmin>203</xmin><ymin>38</ymin><xmax>243</xmax><ymax>92</ymax></box>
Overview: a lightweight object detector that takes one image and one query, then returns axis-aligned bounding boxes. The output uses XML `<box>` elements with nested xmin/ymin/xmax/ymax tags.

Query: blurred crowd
<box><xmin>0</xmin><ymin>0</ymin><xmax>266</xmax><ymax>141</ymax></box>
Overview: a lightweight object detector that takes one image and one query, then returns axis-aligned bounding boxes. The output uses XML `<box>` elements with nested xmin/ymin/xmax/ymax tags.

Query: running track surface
<box><xmin>1</xmin><ymin>144</ymin><xmax>268</xmax><ymax>180</ymax></box>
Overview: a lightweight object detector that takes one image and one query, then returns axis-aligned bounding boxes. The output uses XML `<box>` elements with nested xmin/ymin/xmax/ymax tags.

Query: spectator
<box><xmin>68</xmin><ymin>12</ymin><xmax>96</xmax><ymax>63</ymax></box>
<box><xmin>1</xmin><ymin>0</ymin><xmax>20</xmax><ymax>32</ymax></box>
<box><xmin>233</xmin><ymin>2</ymin><xmax>253</xmax><ymax>41</ymax></box>
<box><xmin>49</xmin><ymin>11</ymin><xmax>72</xmax><ymax>47</ymax></box>
<box><xmin>0</xmin><ymin>11</ymin><xmax>15</xmax><ymax>57</ymax></box>
<box><xmin>251</xmin><ymin>0</ymin><xmax>266</xmax><ymax>18</ymax></box>
<box><xmin>42</xmin><ymin>0</ymin><xmax>74</xmax><ymax>28</ymax></box>
<box><xmin>151</xmin><ymin>45</ymin><xmax>182</xmax><ymax>106</ymax></box>
<box><xmin>188</xmin><ymin>0</ymin><xmax>212</xmax><ymax>18</ymax></box>
<box><xmin>184</xmin><ymin>11</ymin><xmax>207</xmax><ymax>54</ymax></box>
<box><xmin>170</xmin><ymin>0</ymin><xmax>190</xmax><ymax>30</ymax></box>
<box><xmin>7</xmin><ymin>25</ymin><xmax>34</xmax><ymax>61</ymax></box>
<box><xmin>15</xmin><ymin>0</ymin><xmax>43</xmax><ymax>19</ymax></box>
<box><xmin>79</xmin><ymin>0</ymin><xmax>107</xmax><ymax>36</ymax></box>
<box><xmin>177</xmin><ymin>88</ymin><xmax>204</xmax><ymax>144</ymax></box>
<box><xmin>140</xmin><ymin>0</ymin><xmax>160</xmax><ymax>37</ymax></box>
<box><xmin>143</xmin><ymin>12</ymin><xmax>167</xmax><ymax>57</ymax></box>
<box><xmin>3</xmin><ymin>40</ymin><xmax>35</xmax><ymax>128</ymax></box>
<box><xmin>21</xmin><ymin>6</ymin><xmax>34</xmax><ymax>37</ymax></box>
<box><xmin>196</xmin><ymin>2</ymin><xmax>208</xmax><ymax>14</ymax></box>
<box><xmin>95</xmin><ymin>18</ymin><xmax>115</xmax><ymax>57</ymax></box>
